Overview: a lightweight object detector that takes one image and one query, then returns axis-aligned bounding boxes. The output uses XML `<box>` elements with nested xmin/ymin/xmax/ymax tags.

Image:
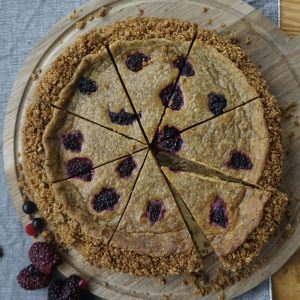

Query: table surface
<box><xmin>273</xmin><ymin>2</ymin><xmax>300</xmax><ymax>299</ymax></box>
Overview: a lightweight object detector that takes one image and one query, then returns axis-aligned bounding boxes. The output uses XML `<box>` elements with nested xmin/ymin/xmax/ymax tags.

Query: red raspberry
<box><xmin>29</xmin><ymin>242</ymin><xmax>61</xmax><ymax>274</ymax></box>
<box><xmin>78</xmin><ymin>278</ymin><xmax>88</xmax><ymax>289</ymax></box>
<box><xmin>25</xmin><ymin>223</ymin><xmax>37</xmax><ymax>236</ymax></box>
<box><xmin>17</xmin><ymin>264</ymin><xmax>50</xmax><ymax>290</ymax></box>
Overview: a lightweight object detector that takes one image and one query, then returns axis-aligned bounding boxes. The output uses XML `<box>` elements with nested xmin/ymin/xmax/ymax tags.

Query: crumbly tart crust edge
<box><xmin>20</xmin><ymin>17</ymin><xmax>285</xmax><ymax>277</ymax></box>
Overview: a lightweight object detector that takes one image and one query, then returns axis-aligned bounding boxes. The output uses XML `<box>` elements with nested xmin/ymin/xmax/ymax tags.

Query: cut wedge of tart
<box><xmin>43</xmin><ymin>108</ymin><xmax>146</xmax><ymax>182</ymax></box>
<box><xmin>156</xmin><ymin>99</ymin><xmax>269</xmax><ymax>186</ymax></box>
<box><xmin>109</xmin><ymin>39</ymin><xmax>193</xmax><ymax>142</ymax></box>
<box><xmin>52</xmin><ymin>149</ymin><xmax>148</xmax><ymax>242</ymax></box>
<box><xmin>102</xmin><ymin>151</ymin><xmax>202</xmax><ymax>275</ymax></box>
<box><xmin>160</xmin><ymin>42</ymin><xmax>258</xmax><ymax>131</ymax></box>
<box><xmin>162</xmin><ymin>167</ymin><xmax>271</xmax><ymax>262</ymax></box>
<box><xmin>56</xmin><ymin>48</ymin><xmax>146</xmax><ymax>143</ymax></box>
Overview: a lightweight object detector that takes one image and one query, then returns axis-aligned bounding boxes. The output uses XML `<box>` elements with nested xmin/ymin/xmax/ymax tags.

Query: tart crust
<box><xmin>21</xmin><ymin>17</ymin><xmax>286</xmax><ymax>277</ymax></box>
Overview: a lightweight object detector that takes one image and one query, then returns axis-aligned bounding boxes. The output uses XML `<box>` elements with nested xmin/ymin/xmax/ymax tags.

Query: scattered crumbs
<box><xmin>183</xmin><ymin>279</ymin><xmax>189</xmax><ymax>286</ymax></box>
<box><xmin>284</xmin><ymin>223</ymin><xmax>295</xmax><ymax>238</ymax></box>
<box><xmin>103</xmin><ymin>282</ymin><xmax>108</xmax><ymax>287</ymax></box>
<box><xmin>94</xmin><ymin>6</ymin><xmax>108</xmax><ymax>18</ymax></box>
<box><xmin>283</xmin><ymin>101</ymin><xmax>297</xmax><ymax>111</ymax></box>
<box><xmin>294</xmin><ymin>119</ymin><xmax>300</xmax><ymax>126</ymax></box>
<box><xmin>220</xmin><ymin>22</ymin><xmax>225</xmax><ymax>28</ymax></box>
<box><xmin>31</xmin><ymin>71</ymin><xmax>39</xmax><ymax>81</ymax></box>
<box><xmin>69</xmin><ymin>9</ymin><xmax>79</xmax><ymax>20</ymax></box>
<box><xmin>0</xmin><ymin>246</ymin><xmax>3</xmax><ymax>257</ymax></box>
<box><xmin>207</xmin><ymin>18</ymin><xmax>213</xmax><ymax>25</ymax></box>
<box><xmin>228</xmin><ymin>32</ymin><xmax>240</xmax><ymax>44</ymax></box>
<box><xmin>138</xmin><ymin>6</ymin><xmax>145</xmax><ymax>17</ymax></box>
<box><xmin>160</xmin><ymin>277</ymin><xmax>166</xmax><ymax>285</ymax></box>
<box><xmin>76</xmin><ymin>20</ymin><xmax>87</xmax><ymax>30</ymax></box>
<box><xmin>41</xmin><ymin>230</ymin><xmax>54</xmax><ymax>242</ymax></box>
<box><xmin>217</xmin><ymin>291</ymin><xmax>225</xmax><ymax>300</ymax></box>
<box><xmin>245</xmin><ymin>35</ymin><xmax>252</xmax><ymax>45</ymax></box>
<box><xmin>203</xmin><ymin>7</ymin><xmax>209</xmax><ymax>12</ymax></box>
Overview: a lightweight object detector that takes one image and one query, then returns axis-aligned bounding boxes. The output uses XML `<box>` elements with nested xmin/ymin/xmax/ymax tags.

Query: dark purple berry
<box><xmin>109</xmin><ymin>109</ymin><xmax>141</xmax><ymax>125</ymax></box>
<box><xmin>22</xmin><ymin>200</ymin><xmax>37</xmax><ymax>214</ymax></box>
<box><xmin>160</xmin><ymin>83</ymin><xmax>184</xmax><ymax>111</ymax></box>
<box><xmin>210</xmin><ymin>197</ymin><xmax>228</xmax><ymax>228</ymax></box>
<box><xmin>65</xmin><ymin>157</ymin><xmax>94</xmax><ymax>181</ymax></box>
<box><xmin>62</xmin><ymin>275</ymin><xmax>81</xmax><ymax>300</ymax></box>
<box><xmin>226</xmin><ymin>149</ymin><xmax>253</xmax><ymax>170</ymax></box>
<box><xmin>61</xmin><ymin>130</ymin><xmax>83</xmax><ymax>152</ymax></box>
<box><xmin>208</xmin><ymin>92</ymin><xmax>227</xmax><ymax>115</ymax></box>
<box><xmin>77</xmin><ymin>76</ymin><xmax>98</xmax><ymax>95</ymax></box>
<box><xmin>125</xmin><ymin>52</ymin><xmax>151</xmax><ymax>72</ymax></box>
<box><xmin>48</xmin><ymin>280</ymin><xmax>64</xmax><ymax>300</ymax></box>
<box><xmin>32</xmin><ymin>218</ymin><xmax>45</xmax><ymax>231</ymax></box>
<box><xmin>173</xmin><ymin>56</ymin><xmax>195</xmax><ymax>77</ymax></box>
<box><xmin>92</xmin><ymin>188</ymin><xmax>120</xmax><ymax>212</ymax></box>
<box><xmin>17</xmin><ymin>265</ymin><xmax>50</xmax><ymax>290</ymax></box>
<box><xmin>28</xmin><ymin>264</ymin><xmax>39</xmax><ymax>275</ymax></box>
<box><xmin>146</xmin><ymin>200</ymin><xmax>166</xmax><ymax>225</ymax></box>
<box><xmin>154</xmin><ymin>126</ymin><xmax>183</xmax><ymax>153</ymax></box>
<box><xmin>117</xmin><ymin>156</ymin><xmax>137</xmax><ymax>178</ymax></box>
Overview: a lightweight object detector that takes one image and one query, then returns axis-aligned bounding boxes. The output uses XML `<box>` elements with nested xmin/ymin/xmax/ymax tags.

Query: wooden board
<box><xmin>3</xmin><ymin>0</ymin><xmax>300</xmax><ymax>299</ymax></box>
<box><xmin>281</xmin><ymin>0</ymin><xmax>300</xmax><ymax>37</ymax></box>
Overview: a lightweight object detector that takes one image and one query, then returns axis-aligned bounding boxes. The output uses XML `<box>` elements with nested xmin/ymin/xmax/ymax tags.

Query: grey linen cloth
<box><xmin>0</xmin><ymin>0</ymin><xmax>279</xmax><ymax>299</ymax></box>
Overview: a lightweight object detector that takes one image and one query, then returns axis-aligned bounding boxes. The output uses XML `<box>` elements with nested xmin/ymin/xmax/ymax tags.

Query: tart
<box><xmin>52</xmin><ymin>149</ymin><xmax>147</xmax><ymax>241</ymax></box>
<box><xmin>20</xmin><ymin>17</ymin><xmax>287</xmax><ymax>281</ymax></box>
<box><xmin>161</xmin><ymin>41</ymin><xmax>258</xmax><ymax>131</ymax></box>
<box><xmin>157</xmin><ymin>99</ymin><xmax>269</xmax><ymax>186</ymax></box>
<box><xmin>43</xmin><ymin>107</ymin><xmax>145</xmax><ymax>181</ymax></box>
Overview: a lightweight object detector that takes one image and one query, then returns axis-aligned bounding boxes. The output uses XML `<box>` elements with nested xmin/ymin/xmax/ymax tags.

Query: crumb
<box><xmin>203</xmin><ymin>7</ymin><xmax>208</xmax><ymax>12</ymax></box>
<box><xmin>245</xmin><ymin>35</ymin><xmax>251</xmax><ymax>45</ymax></box>
<box><xmin>294</xmin><ymin>120</ymin><xmax>300</xmax><ymax>126</ymax></box>
<box><xmin>220</xmin><ymin>22</ymin><xmax>225</xmax><ymax>28</ymax></box>
<box><xmin>31</xmin><ymin>72</ymin><xmax>39</xmax><ymax>81</ymax></box>
<box><xmin>183</xmin><ymin>279</ymin><xmax>189</xmax><ymax>286</ymax></box>
<box><xmin>288</xmin><ymin>132</ymin><xmax>295</xmax><ymax>139</ymax></box>
<box><xmin>160</xmin><ymin>277</ymin><xmax>166</xmax><ymax>285</ymax></box>
<box><xmin>217</xmin><ymin>291</ymin><xmax>225</xmax><ymax>300</ymax></box>
<box><xmin>94</xmin><ymin>6</ymin><xmax>108</xmax><ymax>18</ymax></box>
<box><xmin>283</xmin><ymin>101</ymin><xmax>297</xmax><ymax>111</ymax></box>
<box><xmin>76</xmin><ymin>20</ymin><xmax>87</xmax><ymax>30</ymax></box>
<box><xmin>284</xmin><ymin>223</ymin><xmax>295</xmax><ymax>238</ymax></box>
<box><xmin>207</xmin><ymin>18</ymin><xmax>213</xmax><ymax>25</ymax></box>
<box><xmin>69</xmin><ymin>9</ymin><xmax>79</xmax><ymax>20</ymax></box>
<box><xmin>138</xmin><ymin>6</ymin><xmax>144</xmax><ymax>17</ymax></box>
<box><xmin>103</xmin><ymin>282</ymin><xmax>108</xmax><ymax>287</ymax></box>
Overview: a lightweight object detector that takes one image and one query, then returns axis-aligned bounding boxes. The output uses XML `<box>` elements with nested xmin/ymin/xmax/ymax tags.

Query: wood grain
<box><xmin>281</xmin><ymin>0</ymin><xmax>300</xmax><ymax>36</ymax></box>
<box><xmin>3</xmin><ymin>0</ymin><xmax>300</xmax><ymax>299</ymax></box>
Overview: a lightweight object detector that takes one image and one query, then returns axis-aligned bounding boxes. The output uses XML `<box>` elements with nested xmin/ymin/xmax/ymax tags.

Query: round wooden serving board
<box><xmin>3</xmin><ymin>0</ymin><xmax>300</xmax><ymax>299</ymax></box>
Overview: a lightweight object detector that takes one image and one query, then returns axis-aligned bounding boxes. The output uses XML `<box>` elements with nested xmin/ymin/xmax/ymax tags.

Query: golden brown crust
<box><xmin>21</xmin><ymin>17</ymin><xmax>285</xmax><ymax>277</ymax></box>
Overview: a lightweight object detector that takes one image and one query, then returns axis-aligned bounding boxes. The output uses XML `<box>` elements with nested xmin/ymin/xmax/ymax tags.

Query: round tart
<box><xmin>21</xmin><ymin>17</ymin><xmax>287</xmax><ymax>278</ymax></box>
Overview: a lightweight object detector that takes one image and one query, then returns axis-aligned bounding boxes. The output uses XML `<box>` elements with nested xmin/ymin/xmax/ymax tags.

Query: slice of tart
<box><xmin>43</xmin><ymin>108</ymin><xmax>146</xmax><ymax>182</ymax></box>
<box><xmin>102</xmin><ymin>151</ymin><xmax>202</xmax><ymax>275</ymax></box>
<box><xmin>52</xmin><ymin>149</ymin><xmax>148</xmax><ymax>242</ymax></box>
<box><xmin>162</xmin><ymin>167</ymin><xmax>271</xmax><ymax>264</ymax></box>
<box><xmin>109</xmin><ymin>39</ymin><xmax>192</xmax><ymax>142</ymax></box>
<box><xmin>56</xmin><ymin>48</ymin><xmax>146</xmax><ymax>143</ymax></box>
<box><xmin>156</xmin><ymin>99</ymin><xmax>269</xmax><ymax>186</ymax></box>
<box><xmin>160</xmin><ymin>42</ymin><xmax>258</xmax><ymax>131</ymax></box>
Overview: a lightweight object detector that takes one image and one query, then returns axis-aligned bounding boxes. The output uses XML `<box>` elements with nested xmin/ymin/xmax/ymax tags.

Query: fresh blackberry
<box><xmin>125</xmin><ymin>52</ymin><xmax>151</xmax><ymax>72</ymax></box>
<box><xmin>29</xmin><ymin>242</ymin><xmax>61</xmax><ymax>274</ymax></box>
<box><xmin>77</xmin><ymin>77</ymin><xmax>98</xmax><ymax>95</ymax></box>
<box><xmin>17</xmin><ymin>265</ymin><xmax>50</xmax><ymax>290</ymax></box>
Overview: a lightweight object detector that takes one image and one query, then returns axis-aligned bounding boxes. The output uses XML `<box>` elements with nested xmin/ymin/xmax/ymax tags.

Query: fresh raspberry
<box><xmin>17</xmin><ymin>264</ymin><xmax>50</xmax><ymax>290</ymax></box>
<box><xmin>48</xmin><ymin>275</ymin><xmax>86</xmax><ymax>300</ymax></box>
<box><xmin>29</xmin><ymin>242</ymin><xmax>61</xmax><ymax>274</ymax></box>
<box><xmin>25</xmin><ymin>223</ymin><xmax>37</xmax><ymax>236</ymax></box>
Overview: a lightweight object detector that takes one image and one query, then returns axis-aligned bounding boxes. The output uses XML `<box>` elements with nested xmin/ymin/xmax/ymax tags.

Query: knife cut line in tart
<box><xmin>43</xmin><ymin>107</ymin><xmax>146</xmax><ymax>182</ymax></box>
<box><xmin>52</xmin><ymin>149</ymin><xmax>148</xmax><ymax>242</ymax></box>
<box><xmin>54</xmin><ymin>47</ymin><xmax>146</xmax><ymax>144</ymax></box>
<box><xmin>108</xmin><ymin>38</ymin><xmax>196</xmax><ymax>143</ymax></box>
<box><xmin>102</xmin><ymin>151</ymin><xmax>202</xmax><ymax>275</ymax></box>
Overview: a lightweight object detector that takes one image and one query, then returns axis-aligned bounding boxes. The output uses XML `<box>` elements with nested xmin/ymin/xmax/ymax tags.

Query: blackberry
<box><xmin>160</xmin><ymin>83</ymin><xmax>184</xmax><ymax>111</ymax></box>
<box><xmin>22</xmin><ymin>200</ymin><xmax>37</xmax><ymax>214</ymax></box>
<box><xmin>77</xmin><ymin>77</ymin><xmax>98</xmax><ymax>95</ymax></box>
<box><xmin>61</xmin><ymin>130</ymin><xmax>83</xmax><ymax>152</ymax></box>
<box><xmin>17</xmin><ymin>265</ymin><xmax>50</xmax><ymax>290</ymax></box>
<box><xmin>116</xmin><ymin>156</ymin><xmax>137</xmax><ymax>178</ymax></box>
<box><xmin>226</xmin><ymin>149</ymin><xmax>253</xmax><ymax>170</ymax></box>
<box><xmin>29</xmin><ymin>242</ymin><xmax>61</xmax><ymax>274</ymax></box>
<box><xmin>92</xmin><ymin>188</ymin><xmax>120</xmax><ymax>212</ymax></box>
<box><xmin>65</xmin><ymin>157</ymin><xmax>94</xmax><ymax>181</ymax></box>
<box><xmin>210</xmin><ymin>197</ymin><xmax>228</xmax><ymax>228</ymax></box>
<box><xmin>125</xmin><ymin>52</ymin><xmax>151</xmax><ymax>72</ymax></box>
<box><xmin>154</xmin><ymin>126</ymin><xmax>183</xmax><ymax>154</ymax></box>
<box><xmin>208</xmin><ymin>92</ymin><xmax>227</xmax><ymax>115</ymax></box>
<box><xmin>146</xmin><ymin>200</ymin><xmax>166</xmax><ymax>225</ymax></box>
<box><xmin>173</xmin><ymin>56</ymin><xmax>195</xmax><ymax>77</ymax></box>
<box><xmin>109</xmin><ymin>109</ymin><xmax>141</xmax><ymax>125</ymax></box>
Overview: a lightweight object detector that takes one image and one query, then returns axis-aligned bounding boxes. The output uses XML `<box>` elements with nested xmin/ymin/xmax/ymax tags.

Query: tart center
<box><xmin>154</xmin><ymin>125</ymin><xmax>183</xmax><ymax>153</ymax></box>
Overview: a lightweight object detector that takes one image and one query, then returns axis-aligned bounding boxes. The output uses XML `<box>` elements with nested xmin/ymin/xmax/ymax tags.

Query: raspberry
<box><xmin>48</xmin><ymin>275</ymin><xmax>86</xmax><ymax>300</ymax></box>
<box><xmin>17</xmin><ymin>265</ymin><xmax>50</xmax><ymax>290</ymax></box>
<box><xmin>125</xmin><ymin>52</ymin><xmax>151</xmax><ymax>72</ymax></box>
<box><xmin>25</xmin><ymin>223</ymin><xmax>37</xmax><ymax>236</ymax></box>
<box><xmin>29</xmin><ymin>242</ymin><xmax>61</xmax><ymax>274</ymax></box>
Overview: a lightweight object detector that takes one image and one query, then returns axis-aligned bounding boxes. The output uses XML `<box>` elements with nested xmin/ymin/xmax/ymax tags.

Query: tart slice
<box><xmin>109</xmin><ymin>39</ymin><xmax>192</xmax><ymax>142</ymax></box>
<box><xmin>52</xmin><ymin>149</ymin><xmax>148</xmax><ymax>242</ymax></box>
<box><xmin>43</xmin><ymin>108</ymin><xmax>146</xmax><ymax>182</ymax></box>
<box><xmin>56</xmin><ymin>48</ymin><xmax>146</xmax><ymax>143</ymax></box>
<box><xmin>102</xmin><ymin>151</ymin><xmax>202</xmax><ymax>275</ymax></box>
<box><xmin>160</xmin><ymin>42</ymin><xmax>258</xmax><ymax>131</ymax></box>
<box><xmin>162</xmin><ymin>167</ymin><xmax>271</xmax><ymax>265</ymax></box>
<box><xmin>156</xmin><ymin>99</ymin><xmax>269</xmax><ymax>186</ymax></box>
